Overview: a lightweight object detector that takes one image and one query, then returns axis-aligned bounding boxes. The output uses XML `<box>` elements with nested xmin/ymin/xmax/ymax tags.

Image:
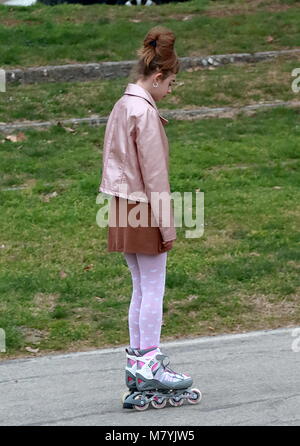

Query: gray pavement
<box><xmin>1</xmin><ymin>326</ymin><xmax>300</xmax><ymax>426</ymax></box>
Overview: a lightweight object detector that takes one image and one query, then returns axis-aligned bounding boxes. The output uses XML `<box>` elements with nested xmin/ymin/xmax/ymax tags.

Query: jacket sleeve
<box><xmin>135</xmin><ymin>107</ymin><xmax>177</xmax><ymax>243</ymax></box>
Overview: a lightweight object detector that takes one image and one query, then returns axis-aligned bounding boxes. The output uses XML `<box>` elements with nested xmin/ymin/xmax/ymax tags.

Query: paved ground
<box><xmin>1</xmin><ymin>326</ymin><xmax>300</xmax><ymax>426</ymax></box>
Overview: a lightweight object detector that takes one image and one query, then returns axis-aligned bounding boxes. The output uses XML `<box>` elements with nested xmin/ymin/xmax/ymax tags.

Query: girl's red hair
<box><xmin>130</xmin><ymin>26</ymin><xmax>180</xmax><ymax>81</ymax></box>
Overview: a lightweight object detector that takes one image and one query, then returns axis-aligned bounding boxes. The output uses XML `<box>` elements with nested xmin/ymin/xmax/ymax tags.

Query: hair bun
<box><xmin>132</xmin><ymin>26</ymin><xmax>179</xmax><ymax>81</ymax></box>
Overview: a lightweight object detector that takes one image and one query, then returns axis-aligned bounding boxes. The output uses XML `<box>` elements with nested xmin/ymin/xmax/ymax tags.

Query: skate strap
<box><xmin>133</xmin><ymin>349</ymin><xmax>142</xmax><ymax>356</ymax></box>
<box><xmin>156</xmin><ymin>354</ymin><xmax>183</xmax><ymax>376</ymax></box>
<box><xmin>139</xmin><ymin>346</ymin><xmax>160</xmax><ymax>356</ymax></box>
<box><xmin>156</xmin><ymin>354</ymin><xmax>170</xmax><ymax>368</ymax></box>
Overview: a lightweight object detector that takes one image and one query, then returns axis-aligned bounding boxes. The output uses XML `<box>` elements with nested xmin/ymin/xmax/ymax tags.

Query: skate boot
<box><xmin>125</xmin><ymin>347</ymin><xmax>202</xmax><ymax>410</ymax></box>
<box><xmin>125</xmin><ymin>347</ymin><xmax>139</xmax><ymax>391</ymax></box>
<box><xmin>122</xmin><ymin>346</ymin><xmax>164</xmax><ymax>409</ymax></box>
<box><xmin>122</xmin><ymin>347</ymin><xmax>139</xmax><ymax>409</ymax></box>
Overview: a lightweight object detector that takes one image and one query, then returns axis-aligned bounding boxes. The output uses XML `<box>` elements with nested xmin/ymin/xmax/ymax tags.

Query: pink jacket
<box><xmin>99</xmin><ymin>82</ymin><xmax>176</xmax><ymax>242</ymax></box>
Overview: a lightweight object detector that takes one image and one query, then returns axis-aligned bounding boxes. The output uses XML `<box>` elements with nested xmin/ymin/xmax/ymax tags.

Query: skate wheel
<box><xmin>133</xmin><ymin>394</ymin><xmax>149</xmax><ymax>411</ymax></box>
<box><xmin>187</xmin><ymin>388</ymin><xmax>202</xmax><ymax>405</ymax></box>
<box><xmin>169</xmin><ymin>396</ymin><xmax>184</xmax><ymax>407</ymax></box>
<box><xmin>151</xmin><ymin>397</ymin><xmax>167</xmax><ymax>409</ymax></box>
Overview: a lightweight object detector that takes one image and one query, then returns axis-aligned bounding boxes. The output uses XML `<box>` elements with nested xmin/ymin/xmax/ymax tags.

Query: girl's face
<box><xmin>151</xmin><ymin>72</ymin><xmax>177</xmax><ymax>102</ymax></box>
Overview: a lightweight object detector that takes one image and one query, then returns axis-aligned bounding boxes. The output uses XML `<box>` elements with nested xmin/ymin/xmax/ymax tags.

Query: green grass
<box><xmin>0</xmin><ymin>106</ymin><xmax>299</xmax><ymax>359</ymax></box>
<box><xmin>1</xmin><ymin>52</ymin><xmax>300</xmax><ymax>123</ymax></box>
<box><xmin>0</xmin><ymin>0</ymin><xmax>299</xmax><ymax>360</ymax></box>
<box><xmin>0</xmin><ymin>0</ymin><xmax>300</xmax><ymax>68</ymax></box>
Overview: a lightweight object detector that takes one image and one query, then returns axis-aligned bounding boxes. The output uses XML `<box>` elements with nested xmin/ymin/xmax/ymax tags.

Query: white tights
<box><xmin>124</xmin><ymin>252</ymin><xmax>168</xmax><ymax>349</ymax></box>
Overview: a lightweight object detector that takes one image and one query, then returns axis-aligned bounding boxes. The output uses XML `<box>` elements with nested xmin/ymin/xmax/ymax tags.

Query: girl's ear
<box><xmin>154</xmin><ymin>72</ymin><xmax>163</xmax><ymax>83</ymax></box>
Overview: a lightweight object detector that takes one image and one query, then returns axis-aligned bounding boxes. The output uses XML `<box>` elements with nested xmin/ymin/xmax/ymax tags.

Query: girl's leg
<box><xmin>123</xmin><ymin>253</ymin><xmax>142</xmax><ymax>349</ymax></box>
<box><xmin>136</xmin><ymin>252</ymin><xmax>168</xmax><ymax>350</ymax></box>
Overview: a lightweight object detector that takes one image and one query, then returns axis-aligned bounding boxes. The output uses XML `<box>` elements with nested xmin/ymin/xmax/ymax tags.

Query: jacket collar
<box><xmin>124</xmin><ymin>83</ymin><xmax>169</xmax><ymax>126</ymax></box>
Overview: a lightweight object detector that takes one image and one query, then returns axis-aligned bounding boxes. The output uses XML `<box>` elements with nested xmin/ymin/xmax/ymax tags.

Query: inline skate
<box><xmin>122</xmin><ymin>347</ymin><xmax>202</xmax><ymax>410</ymax></box>
<box><xmin>122</xmin><ymin>347</ymin><xmax>139</xmax><ymax>409</ymax></box>
<box><xmin>122</xmin><ymin>346</ymin><xmax>160</xmax><ymax>408</ymax></box>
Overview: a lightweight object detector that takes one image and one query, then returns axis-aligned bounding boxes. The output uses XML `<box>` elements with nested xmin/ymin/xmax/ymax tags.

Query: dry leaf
<box><xmin>187</xmin><ymin>295</ymin><xmax>198</xmax><ymax>302</ymax></box>
<box><xmin>41</xmin><ymin>191</ymin><xmax>58</xmax><ymax>202</ymax></box>
<box><xmin>47</xmin><ymin>191</ymin><xmax>58</xmax><ymax>198</ymax></box>
<box><xmin>25</xmin><ymin>346</ymin><xmax>39</xmax><ymax>354</ymax></box>
<box><xmin>249</xmin><ymin>252</ymin><xmax>261</xmax><ymax>257</ymax></box>
<box><xmin>95</xmin><ymin>296</ymin><xmax>105</xmax><ymax>303</ymax></box>
<box><xmin>56</xmin><ymin>121</ymin><xmax>76</xmax><ymax>133</ymax></box>
<box><xmin>83</xmin><ymin>264</ymin><xmax>94</xmax><ymax>271</ymax></box>
<box><xmin>5</xmin><ymin>132</ymin><xmax>26</xmax><ymax>143</ymax></box>
<box><xmin>186</xmin><ymin>66</ymin><xmax>202</xmax><ymax>72</ymax></box>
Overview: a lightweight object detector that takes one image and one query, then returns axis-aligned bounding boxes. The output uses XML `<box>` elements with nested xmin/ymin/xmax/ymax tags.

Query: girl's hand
<box><xmin>162</xmin><ymin>240</ymin><xmax>175</xmax><ymax>250</ymax></box>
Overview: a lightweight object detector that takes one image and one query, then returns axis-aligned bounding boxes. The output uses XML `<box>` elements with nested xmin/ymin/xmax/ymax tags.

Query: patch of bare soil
<box><xmin>204</xmin><ymin>0</ymin><xmax>297</xmax><ymax>18</ymax></box>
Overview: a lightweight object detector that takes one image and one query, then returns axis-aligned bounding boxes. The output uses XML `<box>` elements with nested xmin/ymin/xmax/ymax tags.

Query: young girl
<box><xmin>99</xmin><ymin>26</ymin><xmax>200</xmax><ymax>410</ymax></box>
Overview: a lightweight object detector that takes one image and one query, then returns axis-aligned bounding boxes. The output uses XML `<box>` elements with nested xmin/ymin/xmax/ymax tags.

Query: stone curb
<box><xmin>5</xmin><ymin>49</ymin><xmax>300</xmax><ymax>85</ymax></box>
<box><xmin>0</xmin><ymin>99</ymin><xmax>299</xmax><ymax>134</ymax></box>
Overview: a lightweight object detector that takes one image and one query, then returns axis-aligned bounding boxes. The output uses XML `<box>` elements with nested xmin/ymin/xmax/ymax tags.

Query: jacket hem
<box><xmin>99</xmin><ymin>186</ymin><xmax>149</xmax><ymax>203</ymax></box>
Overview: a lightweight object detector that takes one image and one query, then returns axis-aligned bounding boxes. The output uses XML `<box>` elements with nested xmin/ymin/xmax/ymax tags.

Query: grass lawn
<box><xmin>1</xmin><ymin>52</ymin><xmax>300</xmax><ymax>124</ymax></box>
<box><xmin>0</xmin><ymin>0</ymin><xmax>299</xmax><ymax>360</ymax></box>
<box><xmin>0</xmin><ymin>0</ymin><xmax>300</xmax><ymax>68</ymax></box>
<box><xmin>0</xmin><ymin>106</ymin><xmax>299</xmax><ymax>360</ymax></box>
